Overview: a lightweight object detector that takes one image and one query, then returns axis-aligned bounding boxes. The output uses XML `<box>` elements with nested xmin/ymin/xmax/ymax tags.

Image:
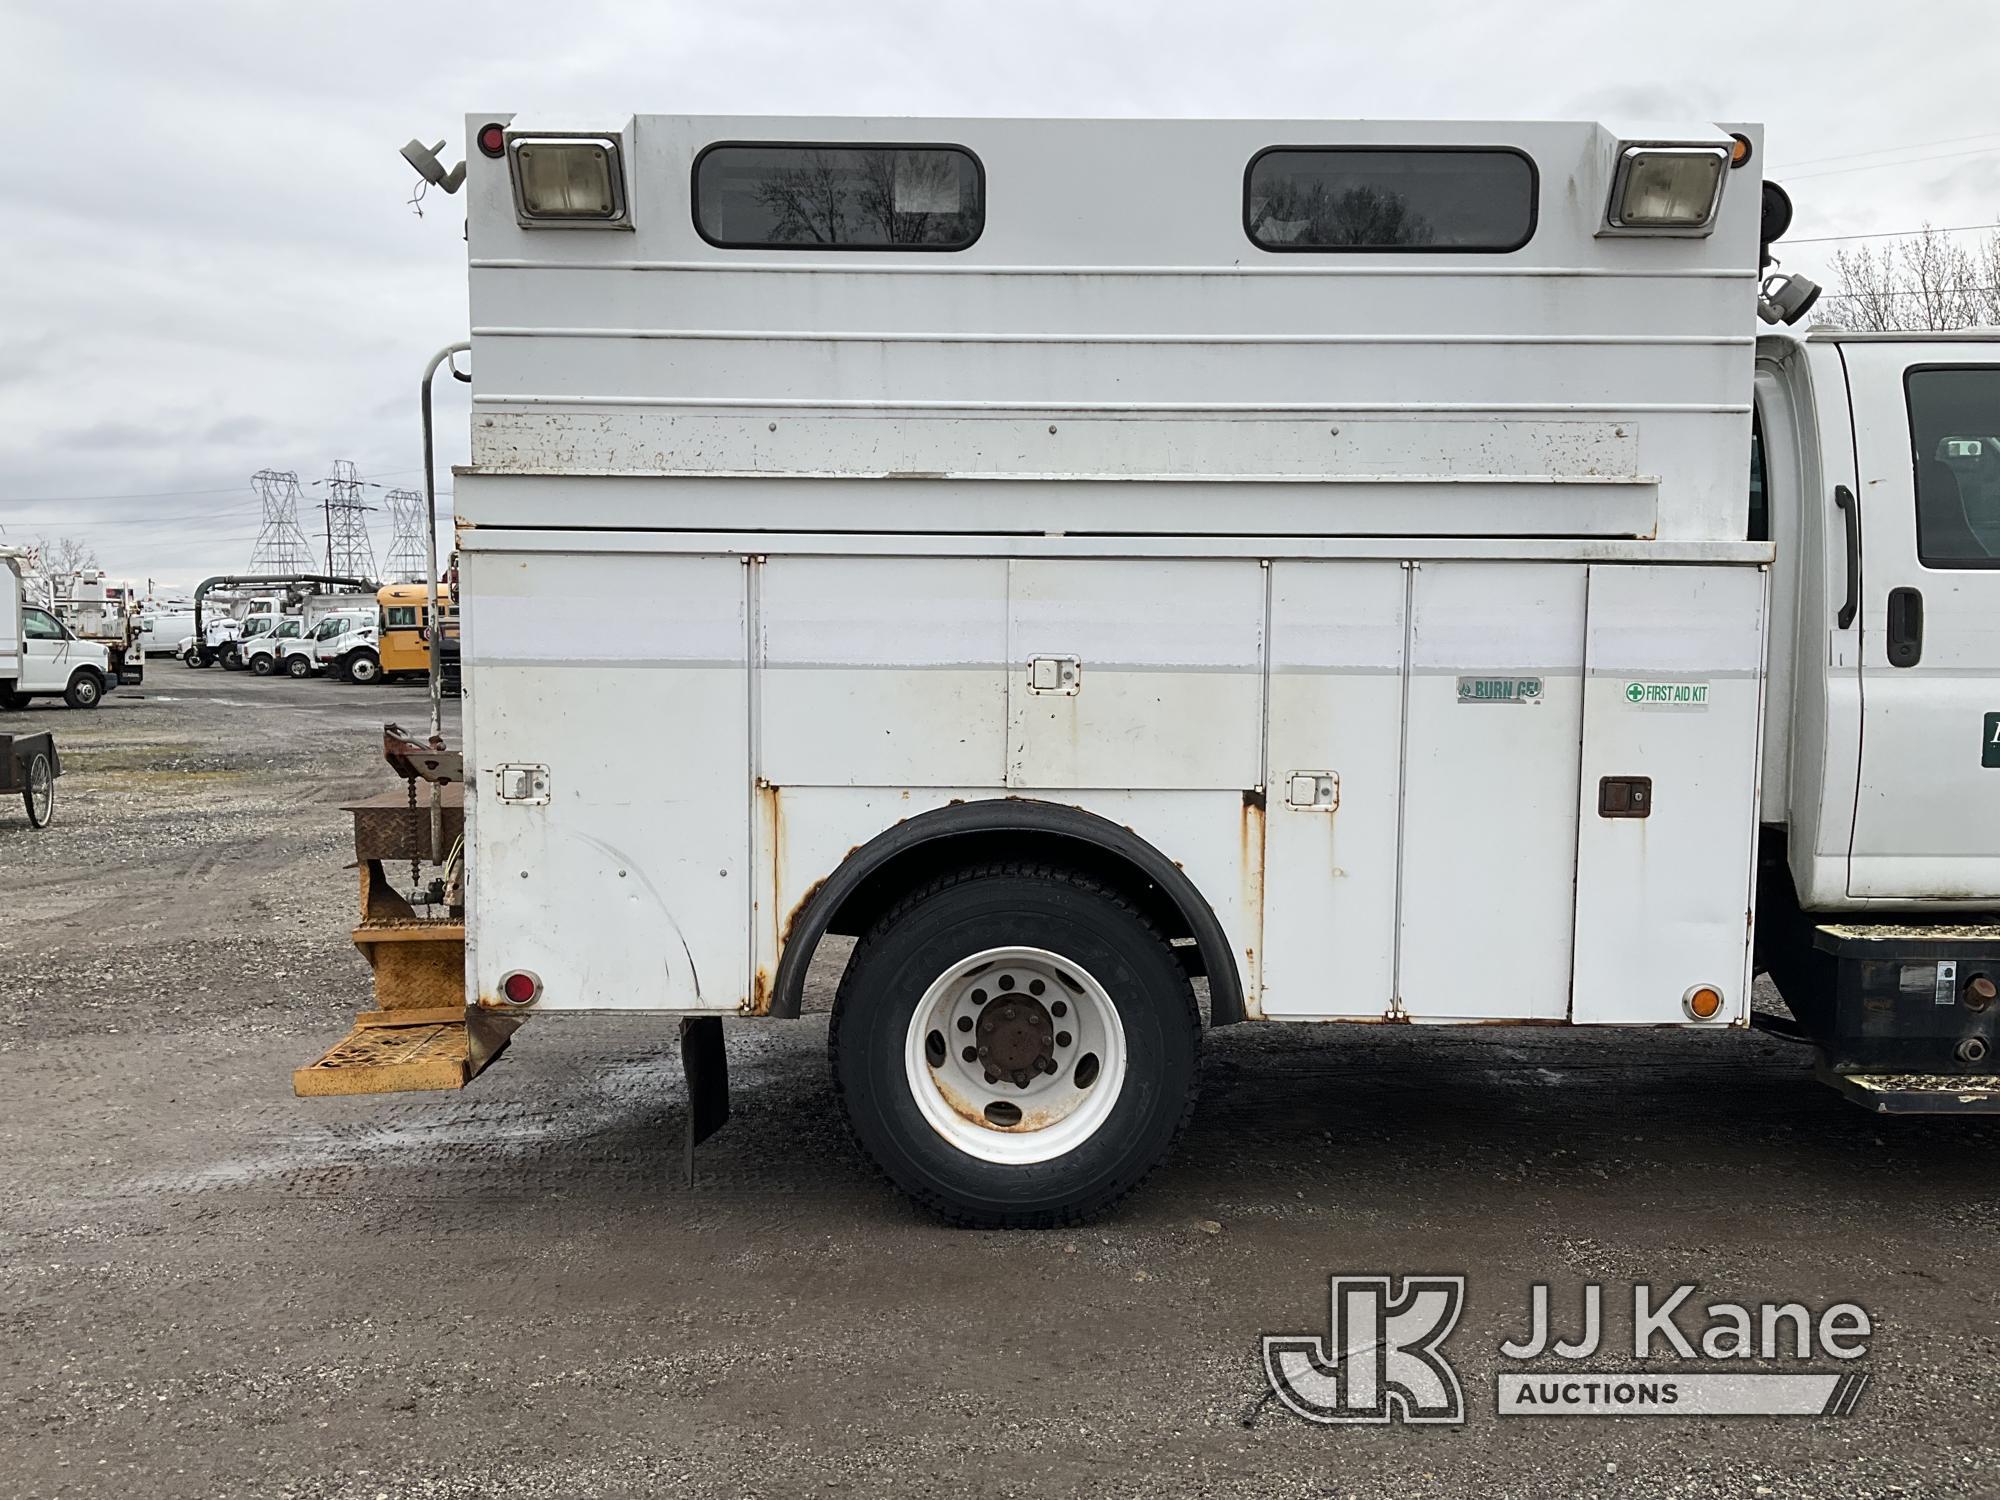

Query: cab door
<box><xmin>20</xmin><ymin>607</ymin><xmax>70</xmax><ymax>691</ymax></box>
<box><xmin>1844</xmin><ymin>343</ymin><xmax>2000</xmax><ymax>901</ymax></box>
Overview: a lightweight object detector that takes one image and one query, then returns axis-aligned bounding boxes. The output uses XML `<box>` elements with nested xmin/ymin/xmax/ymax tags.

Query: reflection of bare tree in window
<box><xmin>754</xmin><ymin>152</ymin><xmax>849</xmax><ymax>243</ymax></box>
<box><xmin>1251</xmin><ymin>181</ymin><xmax>1435</xmax><ymax>247</ymax></box>
<box><xmin>754</xmin><ymin>150</ymin><xmax>971</xmax><ymax>245</ymax></box>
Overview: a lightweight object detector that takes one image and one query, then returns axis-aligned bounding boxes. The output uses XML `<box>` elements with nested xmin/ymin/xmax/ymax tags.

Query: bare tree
<box><xmin>30</xmin><ymin>534</ymin><xmax>99</xmax><ymax>579</ymax></box>
<box><xmin>1819</xmin><ymin>224</ymin><xmax>2000</xmax><ymax>331</ymax></box>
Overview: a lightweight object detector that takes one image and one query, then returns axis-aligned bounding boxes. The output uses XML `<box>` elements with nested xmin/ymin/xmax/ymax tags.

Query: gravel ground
<box><xmin>4</xmin><ymin>670</ymin><xmax>2000</xmax><ymax>1498</ymax></box>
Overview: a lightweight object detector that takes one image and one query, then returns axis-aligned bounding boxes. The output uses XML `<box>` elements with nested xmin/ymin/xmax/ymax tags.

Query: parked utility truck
<box><xmin>296</xmin><ymin>113</ymin><xmax>2000</xmax><ymax>1227</ymax></box>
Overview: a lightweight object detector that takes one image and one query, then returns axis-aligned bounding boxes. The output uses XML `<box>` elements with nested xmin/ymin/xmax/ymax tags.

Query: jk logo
<box><xmin>1262</xmin><ymin>1275</ymin><xmax>1466</xmax><ymax>1425</ymax></box>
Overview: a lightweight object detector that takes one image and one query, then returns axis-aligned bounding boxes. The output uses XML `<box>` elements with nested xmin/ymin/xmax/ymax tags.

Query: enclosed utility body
<box><xmin>303</xmin><ymin>112</ymin><xmax>2000</xmax><ymax>1222</ymax></box>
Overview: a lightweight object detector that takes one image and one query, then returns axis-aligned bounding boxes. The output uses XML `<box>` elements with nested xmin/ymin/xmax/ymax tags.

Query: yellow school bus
<box><xmin>375</xmin><ymin>582</ymin><xmax>455</xmax><ymax>681</ymax></box>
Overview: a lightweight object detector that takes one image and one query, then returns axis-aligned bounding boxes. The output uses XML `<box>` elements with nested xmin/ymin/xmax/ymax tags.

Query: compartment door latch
<box><xmin>1285</xmin><ymin>771</ymin><xmax>1340</xmax><ymax>811</ymax></box>
<box><xmin>493</xmin><ymin>763</ymin><xmax>551</xmax><ymax>804</ymax></box>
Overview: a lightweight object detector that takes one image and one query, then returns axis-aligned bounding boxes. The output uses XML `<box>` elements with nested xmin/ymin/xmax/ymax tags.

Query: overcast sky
<box><xmin>5</xmin><ymin>0</ymin><xmax>1998</xmax><ymax>595</ymax></box>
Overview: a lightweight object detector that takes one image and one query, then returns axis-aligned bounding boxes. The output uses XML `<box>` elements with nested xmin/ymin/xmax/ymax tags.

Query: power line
<box><xmin>1787</xmin><ymin>221</ymin><xmax>2000</xmax><ymax>246</ymax></box>
<box><xmin>1785</xmin><ymin>145</ymin><xmax>2000</xmax><ymax>181</ymax></box>
<box><xmin>1821</xmin><ymin>283</ymin><xmax>1999</xmax><ymax>301</ymax></box>
<box><xmin>1771</xmin><ymin>131</ymin><xmax>2000</xmax><ymax>172</ymax></box>
<box><xmin>0</xmin><ymin>468</ymin><xmax>432</xmax><ymax>507</ymax></box>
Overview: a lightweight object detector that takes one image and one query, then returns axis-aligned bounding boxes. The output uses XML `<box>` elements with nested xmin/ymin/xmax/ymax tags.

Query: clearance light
<box><xmin>510</xmin><ymin>136</ymin><xmax>627</xmax><ymax>225</ymax></box>
<box><xmin>500</xmin><ymin>969</ymin><xmax>542</xmax><ymax>1006</ymax></box>
<box><xmin>1728</xmin><ymin>133</ymin><xmax>1753</xmax><ymax>169</ymax></box>
<box><xmin>1683</xmin><ymin>984</ymin><xmax>1725</xmax><ymax>1021</ymax></box>
<box><xmin>477</xmin><ymin>122</ymin><xmax>507</xmax><ymax>159</ymax></box>
<box><xmin>1607</xmin><ymin>146</ymin><xmax>1729</xmax><ymax>232</ymax></box>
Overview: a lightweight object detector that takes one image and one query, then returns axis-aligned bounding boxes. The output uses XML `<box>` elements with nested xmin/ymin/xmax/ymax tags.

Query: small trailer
<box><xmin>2</xmin><ymin>732</ymin><xmax>59</xmax><ymax>829</ymax></box>
<box><xmin>298</xmin><ymin>112</ymin><xmax>2000</xmax><ymax>1226</ymax></box>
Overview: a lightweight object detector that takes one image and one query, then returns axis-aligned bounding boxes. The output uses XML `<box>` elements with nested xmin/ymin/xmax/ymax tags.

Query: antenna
<box><xmin>247</xmin><ymin>470</ymin><xmax>316</xmax><ymax>574</ymax></box>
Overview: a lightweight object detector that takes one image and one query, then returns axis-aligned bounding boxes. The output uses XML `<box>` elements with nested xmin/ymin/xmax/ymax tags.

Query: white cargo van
<box><xmin>1</xmin><ymin>549</ymin><xmax>114</xmax><ymax>710</ymax></box>
<box><xmin>300</xmin><ymin>114</ymin><xmax>2000</xmax><ymax>1226</ymax></box>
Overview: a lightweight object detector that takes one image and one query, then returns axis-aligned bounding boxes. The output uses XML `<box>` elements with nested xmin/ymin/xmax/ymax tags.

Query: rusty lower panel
<box><xmin>382</xmin><ymin>723</ymin><xmax>463</xmax><ymax>785</ymax></box>
<box><xmin>1239</xmin><ymin>789</ymin><xmax>1266</xmax><ymax>1020</ymax></box>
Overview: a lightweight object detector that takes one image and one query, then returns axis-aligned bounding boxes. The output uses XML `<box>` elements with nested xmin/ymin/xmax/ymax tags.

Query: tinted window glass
<box><xmin>695</xmin><ymin>145</ymin><xmax>983</xmax><ymax>250</ymax></box>
<box><xmin>1246</xmin><ymin>148</ymin><xmax>1536</xmax><ymax>252</ymax></box>
<box><xmin>1906</xmin><ymin>366</ymin><xmax>2000</xmax><ymax>566</ymax></box>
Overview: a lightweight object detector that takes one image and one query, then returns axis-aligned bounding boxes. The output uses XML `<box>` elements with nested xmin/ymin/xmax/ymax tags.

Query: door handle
<box><xmin>1887</xmin><ymin>586</ymin><xmax>1923</xmax><ymax>668</ymax></box>
<box><xmin>1834</xmin><ymin>485</ymin><xmax>1859</xmax><ymax>629</ymax></box>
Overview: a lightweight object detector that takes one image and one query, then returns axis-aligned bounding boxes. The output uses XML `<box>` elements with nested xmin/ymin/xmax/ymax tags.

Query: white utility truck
<box><xmin>307</xmin><ymin>114</ymin><xmax>2000</xmax><ymax>1226</ymax></box>
<box><xmin>1</xmin><ymin>549</ymin><xmax>115</xmax><ymax>710</ymax></box>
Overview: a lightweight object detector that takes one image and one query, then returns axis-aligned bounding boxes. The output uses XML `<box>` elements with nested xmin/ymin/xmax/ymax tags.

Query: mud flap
<box><xmin>681</xmin><ymin>1015</ymin><xmax>731</xmax><ymax>1184</ymax></box>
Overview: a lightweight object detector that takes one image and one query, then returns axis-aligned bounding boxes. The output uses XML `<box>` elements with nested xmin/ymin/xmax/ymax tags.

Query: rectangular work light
<box><xmin>1606</xmin><ymin>146</ymin><xmax>1728</xmax><ymax>232</ymax></box>
<box><xmin>509</xmin><ymin>135</ymin><xmax>628</xmax><ymax>225</ymax></box>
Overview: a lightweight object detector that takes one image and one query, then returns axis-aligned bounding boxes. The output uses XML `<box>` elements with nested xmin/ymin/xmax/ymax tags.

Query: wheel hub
<box><xmin>978</xmin><ymin>996</ymin><xmax>1057</xmax><ymax>1087</ymax></box>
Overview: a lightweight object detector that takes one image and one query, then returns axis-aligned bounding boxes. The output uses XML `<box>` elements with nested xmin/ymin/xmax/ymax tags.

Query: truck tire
<box><xmin>249</xmin><ymin>652</ymin><xmax>275</xmax><ymax>676</ymax></box>
<box><xmin>64</xmin><ymin>670</ymin><xmax>103</xmax><ymax>710</ymax></box>
<box><xmin>181</xmin><ymin>647</ymin><xmax>204</xmax><ymax>668</ymax></box>
<box><xmin>345</xmin><ymin>650</ymin><xmax>381</xmax><ymax>684</ymax></box>
<box><xmin>220</xmin><ymin>645</ymin><xmax>245</xmax><ymax>671</ymax></box>
<box><xmin>829</xmin><ymin>863</ymin><xmax>1200</xmax><ymax>1229</ymax></box>
<box><xmin>286</xmin><ymin>654</ymin><xmax>313</xmax><ymax>679</ymax></box>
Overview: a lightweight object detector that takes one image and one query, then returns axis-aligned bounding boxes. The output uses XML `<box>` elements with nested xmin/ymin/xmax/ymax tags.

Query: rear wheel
<box><xmin>0</xmin><ymin>685</ymin><xmax>21</xmax><ymax>711</ymax></box>
<box><xmin>830</xmin><ymin>864</ymin><xmax>1200</xmax><ymax>1228</ymax></box>
<box><xmin>23</xmin><ymin>752</ymin><xmax>53</xmax><ymax>828</ymax></box>
<box><xmin>220</xmin><ymin>645</ymin><xmax>244</xmax><ymax>671</ymax></box>
<box><xmin>64</xmin><ymin>671</ymin><xmax>102</xmax><ymax>710</ymax></box>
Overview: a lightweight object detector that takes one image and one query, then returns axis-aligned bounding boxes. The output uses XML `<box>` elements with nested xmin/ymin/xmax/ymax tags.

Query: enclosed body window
<box><xmin>383</xmin><ymin>606</ymin><xmax>421</xmax><ymax>629</ymax></box>
<box><xmin>1906</xmin><ymin>366</ymin><xmax>2000</xmax><ymax>566</ymax></box>
<box><xmin>1245</xmin><ymin>147</ymin><xmax>1536</xmax><ymax>252</ymax></box>
<box><xmin>694</xmin><ymin>144</ymin><xmax>983</xmax><ymax>250</ymax></box>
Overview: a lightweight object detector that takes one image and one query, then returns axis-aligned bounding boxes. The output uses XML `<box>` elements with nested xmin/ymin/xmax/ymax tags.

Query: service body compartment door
<box><xmin>1005</xmin><ymin>559</ymin><xmax>1265</xmax><ymax>790</ymax></box>
<box><xmin>1260</xmin><ymin>561</ymin><xmax>1408</xmax><ymax>1018</ymax></box>
<box><xmin>463</xmin><ymin>550</ymin><xmax>750</xmax><ymax>1011</ymax></box>
<box><xmin>761</xmin><ymin>556</ymin><xmax>1009</xmax><ymax>788</ymax></box>
<box><xmin>1570</xmin><ymin>565</ymin><xmax>1766</xmax><ymax>1024</ymax></box>
<box><xmin>1398</xmin><ymin>563</ymin><xmax>1585</xmax><ymax>1020</ymax></box>
<box><xmin>1844</xmin><ymin>346</ymin><xmax>2000</xmax><ymax>901</ymax></box>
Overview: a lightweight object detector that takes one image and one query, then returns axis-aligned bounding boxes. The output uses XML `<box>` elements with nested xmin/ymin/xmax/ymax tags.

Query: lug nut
<box><xmin>984</xmin><ymin>1068</ymin><xmax>1000</xmax><ymax>1084</ymax></box>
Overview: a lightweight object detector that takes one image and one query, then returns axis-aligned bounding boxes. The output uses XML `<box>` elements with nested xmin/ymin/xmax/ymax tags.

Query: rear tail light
<box><xmin>499</xmin><ymin>969</ymin><xmax>542</xmax><ymax>1006</ymax></box>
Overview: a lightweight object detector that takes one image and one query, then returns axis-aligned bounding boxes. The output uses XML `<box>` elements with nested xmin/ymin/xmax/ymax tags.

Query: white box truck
<box><xmin>2</xmin><ymin>548</ymin><xmax>115</xmax><ymax>711</ymax></box>
<box><xmin>303</xmin><ymin>114</ymin><xmax>2000</xmax><ymax>1226</ymax></box>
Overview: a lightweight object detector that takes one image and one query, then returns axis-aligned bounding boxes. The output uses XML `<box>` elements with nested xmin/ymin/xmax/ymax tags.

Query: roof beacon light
<box><xmin>511</xmin><ymin>137</ymin><xmax>627</xmax><ymax>224</ymax></box>
<box><xmin>1607</xmin><ymin>146</ymin><xmax>1728</xmax><ymax>232</ymax></box>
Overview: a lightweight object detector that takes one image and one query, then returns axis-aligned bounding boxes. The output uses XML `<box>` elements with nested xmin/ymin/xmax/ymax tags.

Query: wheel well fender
<box><xmin>766</xmin><ymin>798</ymin><xmax>1247</xmax><ymax>1026</ymax></box>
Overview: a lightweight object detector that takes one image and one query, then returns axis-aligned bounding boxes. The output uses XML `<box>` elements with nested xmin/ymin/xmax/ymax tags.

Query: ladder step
<box><xmin>1819</xmin><ymin>1065</ymin><xmax>2000</xmax><ymax>1114</ymax></box>
<box><xmin>292</xmin><ymin>1010</ymin><xmax>522</xmax><ymax>1098</ymax></box>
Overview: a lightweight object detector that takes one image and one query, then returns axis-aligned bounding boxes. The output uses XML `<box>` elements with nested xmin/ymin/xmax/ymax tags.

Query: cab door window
<box><xmin>22</xmin><ymin>608</ymin><xmax>65</xmax><ymax>640</ymax></box>
<box><xmin>1906</xmin><ymin>365</ymin><xmax>2000</xmax><ymax>565</ymax></box>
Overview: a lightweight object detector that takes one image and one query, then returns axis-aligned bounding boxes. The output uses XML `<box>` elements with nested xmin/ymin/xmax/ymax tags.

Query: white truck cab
<box><xmin>309</xmin><ymin>612</ymin><xmax>379</xmax><ymax>680</ymax></box>
<box><xmin>241</xmin><ymin>615</ymin><xmax>308</xmax><ymax>675</ymax></box>
<box><xmin>1</xmin><ymin>550</ymin><xmax>114</xmax><ymax>710</ymax></box>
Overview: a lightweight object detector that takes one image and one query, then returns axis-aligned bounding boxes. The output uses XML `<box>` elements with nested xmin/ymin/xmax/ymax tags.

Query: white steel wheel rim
<box><xmin>903</xmin><ymin>944</ymin><xmax>1128</xmax><ymax>1165</ymax></box>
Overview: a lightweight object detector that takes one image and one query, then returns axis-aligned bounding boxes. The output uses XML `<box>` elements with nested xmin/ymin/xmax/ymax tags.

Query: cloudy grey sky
<box><xmin>5</xmin><ymin>0</ymin><xmax>1997</xmax><ymax>595</ymax></box>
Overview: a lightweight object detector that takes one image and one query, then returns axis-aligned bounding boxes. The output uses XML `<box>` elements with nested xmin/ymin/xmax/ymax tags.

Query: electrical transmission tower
<box><xmin>321</xmin><ymin>459</ymin><xmax>379</xmax><ymax>581</ymax></box>
<box><xmin>382</xmin><ymin>489</ymin><xmax>430</xmax><ymax>582</ymax></box>
<box><xmin>247</xmin><ymin>469</ymin><xmax>316</xmax><ymax>574</ymax></box>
